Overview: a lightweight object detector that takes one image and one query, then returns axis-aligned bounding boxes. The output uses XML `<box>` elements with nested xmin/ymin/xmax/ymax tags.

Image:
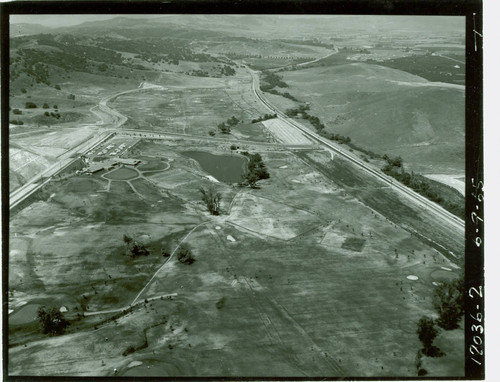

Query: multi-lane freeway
<box><xmin>245</xmin><ymin>66</ymin><xmax>465</xmax><ymax>231</ymax></box>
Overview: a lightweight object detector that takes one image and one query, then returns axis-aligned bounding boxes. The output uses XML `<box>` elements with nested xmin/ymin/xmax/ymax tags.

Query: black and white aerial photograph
<box><xmin>5</xmin><ymin>6</ymin><xmax>483</xmax><ymax>379</ymax></box>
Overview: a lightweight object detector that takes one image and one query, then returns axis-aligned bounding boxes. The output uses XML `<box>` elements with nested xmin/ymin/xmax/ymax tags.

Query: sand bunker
<box><xmin>406</xmin><ymin>275</ymin><xmax>419</xmax><ymax>281</ymax></box>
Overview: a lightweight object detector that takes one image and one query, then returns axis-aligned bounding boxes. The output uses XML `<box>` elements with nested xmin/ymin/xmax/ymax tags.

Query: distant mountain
<box><xmin>12</xmin><ymin>15</ymin><xmax>464</xmax><ymax>41</ymax></box>
<box><xmin>10</xmin><ymin>23</ymin><xmax>53</xmax><ymax>37</ymax></box>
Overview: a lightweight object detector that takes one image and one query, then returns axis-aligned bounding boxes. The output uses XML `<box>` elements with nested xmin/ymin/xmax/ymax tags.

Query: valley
<box><xmin>8</xmin><ymin>15</ymin><xmax>466</xmax><ymax>378</ymax></box>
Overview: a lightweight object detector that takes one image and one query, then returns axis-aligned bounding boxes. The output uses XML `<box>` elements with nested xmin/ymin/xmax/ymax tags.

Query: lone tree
<box><xmin>37</xmin><ymin>306</ymin><xmax>69</xmax><ymax>335</ymax></box>
<box><xmin>416</xmin><ymin>316</ymin><xmax>439</xmax><ymax>356</ymax></box>
<box><xmin>199</xmin><ymin>186</ymin><xmax>221</xmax><ymax>215</ymax></box>
<box><xmin>432</xmin><ymin>278</ymin><xmax>464</xmax><ymax>330</ymax></box>
<box><xmin>177</xmin><ymin>243</ymin><xmax>195</xmax><ymax>264</ymax></box>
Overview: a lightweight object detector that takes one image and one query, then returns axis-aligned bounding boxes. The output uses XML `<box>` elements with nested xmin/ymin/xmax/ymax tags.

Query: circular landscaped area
<box><xmin>104</xmin><ymin>167</ymin><xmax>139</xmax><ymax>180</ymax></box>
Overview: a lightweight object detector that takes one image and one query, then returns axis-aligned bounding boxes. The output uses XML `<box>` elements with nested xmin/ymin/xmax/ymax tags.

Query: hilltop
<box><xmin>278</xmin><ymin>63</ymin><xmax>464</xmax><ymax>175</ymax></box>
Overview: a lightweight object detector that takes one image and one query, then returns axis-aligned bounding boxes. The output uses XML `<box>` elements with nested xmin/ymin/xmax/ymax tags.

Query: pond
<box><xmin>182</xmin><ymin>151</ymin><xmax>248</xmax><ymax>184</ymax></box>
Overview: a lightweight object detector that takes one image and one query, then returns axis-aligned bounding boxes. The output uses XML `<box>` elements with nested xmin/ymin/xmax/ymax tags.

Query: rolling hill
<box><xmin>280</xmin><ymin>63</ymin><xmax>465</xmax><ymax>175</ymax></box>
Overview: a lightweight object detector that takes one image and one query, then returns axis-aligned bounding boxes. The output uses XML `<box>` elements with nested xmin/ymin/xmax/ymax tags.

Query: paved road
<box><xmin>10</xmin><ymin>84</ymin><xmax>160</xmax><ymax>210</ymax></box>
<box><xmin>246</xmin><ymin>66</ymin><xmax>465</xmax><ymax>231</ymax></box>
<box><xmin>9</xmin><ymin>131</ymin><xmax>115</xmax><ymax>210</ymax></box>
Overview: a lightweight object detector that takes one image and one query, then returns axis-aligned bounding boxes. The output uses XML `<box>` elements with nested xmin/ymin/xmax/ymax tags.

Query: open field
<box><xmin>110</xmin><ymin>70</ymin><xmax>270</xmax><ymax>140</ymax></box>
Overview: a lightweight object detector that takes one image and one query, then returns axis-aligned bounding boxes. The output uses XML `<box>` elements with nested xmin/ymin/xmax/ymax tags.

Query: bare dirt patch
<box><xmin>228</xmin><ymin>193</ymin><xmax>321</xmax><ymax>240</ymax></box>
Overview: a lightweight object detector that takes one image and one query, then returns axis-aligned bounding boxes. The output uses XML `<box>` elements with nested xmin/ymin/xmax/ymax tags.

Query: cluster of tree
<box><xmin>240</xmin><ymin>152</ymin><xmax>270</xmax><ymax>188</ymax></box>
<box><xmin>94</xmin><ymin>35</ymin><xmax>215</xmax><ymax>66</ymax></box>
<box><xmin>416</xmin><ymin>316</ymin><xmax>441</xmax><ymax>358</ymax></box>
<box><xmin>251</xmin><ymin>113</ymin><xmax>277</xmax><ymax>123</ymax></box>
<box><xmin>123</xmin><ymin>234</ymin><xmax>150</xmax><ymax>257</ymax></box>
<box><xmin>286</xmin><ymin>105</ymin><xmax>352</xmax><ymax>144</ymax></box>
<box><xmin>381</xmin><ymin>155</ymin><xmax>464</xmax><ymax>218</ymax></box>
<box><xmin>37</xmin><ymin>306</ymin><xmax>69</xmax><ymax>336</ymax></box>
<box><xmin>44</xmin><ymin>111</ymin><xmax>61</xmax><ymax>119</ymax></box>
<box><xmin>260</xmin><ymin>71</ymin><xmax>289</xmax><ymax>92</ymax></box>
<box><xmin>432</xmin><ymin>277</ymin><xmax>465</xmax><ymax>330</ymax></box>
<box><xmin>217</xmin><ymin>116</ymin><xmax>240</xmax><ymax>134</ymax></box>
<box><xmin>177</xmin><ymin>243</ymin><xmax>195</xmax><ymax>265</ymax></box>
<box><xmin>371</xmin><ymin>54</ymin><xmax>465</xmax><ymax>84</ymax></box>
<box><xmin>10</xmin><ymin>119</ymin><xmax>24</xmax><ymax>125</ymax></box>
<box><xmin>265</xmin><ymin>88</ymin><xmax>298</xmax><ymax>101</ymax></box>
<box><xmin>25</xmin><ymin>102</ymin><xmax>37</xmax><ymax>108</ymax></box>
<box><xmin>12</xmin><ymin>108</ymin><xmax>22</xmax><ymax>115</ymax></box>
<box><xmin>414</xmin><ymin>275</ymin><xmax>464</xmax><ymax>374</ymax></box>
<box><xmin>199</xmin><ymin>186</ymin><xmax>222</xmax><ymax>215</ymax></box>
<box><xmin>219</xmin><ymin>65</ymin><xmax>236</xmax><ymax>76</ymax></box>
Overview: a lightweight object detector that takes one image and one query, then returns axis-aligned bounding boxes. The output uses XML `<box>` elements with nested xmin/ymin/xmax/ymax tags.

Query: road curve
<box><xmin>246</xmin><ymin>66</ymin><xmax>465</xmax><ymax>231</ymax></box>
<box><xmin>10</xmin><ymin>84</ymin><xmax>157</xmax><ymax>210</ymax></box>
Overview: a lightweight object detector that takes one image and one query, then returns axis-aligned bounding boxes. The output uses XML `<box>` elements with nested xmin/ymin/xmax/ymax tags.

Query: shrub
<box><xmin>216</xmin><ymin>297</ymin><xmax>226</xmax><ymax>310</ymax></box>
<box><xmin>177</xmin><ymin>243</ymin><xmax>195</xmax><ymax>264</ymax></box>
<box><xmin>43</xmin><ymin>103</ymin><xmax>50</xmax><ymax>109</ymax></box>
<box><xmin>130</xmin><ymin>242</ymin><xmax>150</xmax><ymax>257</ymax></box>
<box><xmin>13</xmin><ymin>109</ymin><xmax>22</xmax><ymax>115</ymax></box>
<box><xmin>25</xmin><ymin>102</ymin><xmax>37</xmax><ymax>108</ymax></box>
<box><xmin>230</xmin><ymin>144</ymin><xmax>237</xmax><ymax>150</ymax></box>
<box><xmin>122</xmin><ymin>345</ymin><xmax>136</xmax><ymax>356</ymax></box>
<box><xmin>208</xmin><ymin>130</ymin><xmax>216</xmax><ymax>136</ymax></box>
<box><xmin>218</xmin><ymin>122</ymin><xmax>231</xmax><ymax>134</ymax></box>
<box><xmin>54</xmin><ymin>84</ymin><xmax>61</xmax><ymax>90</ymax></box>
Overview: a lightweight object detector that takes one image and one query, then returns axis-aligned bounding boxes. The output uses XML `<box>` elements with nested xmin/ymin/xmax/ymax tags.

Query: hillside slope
<box><xmin>281</xmin><ymin>63</ymin><xmax>464</xmax><ymax>174</ymax></box>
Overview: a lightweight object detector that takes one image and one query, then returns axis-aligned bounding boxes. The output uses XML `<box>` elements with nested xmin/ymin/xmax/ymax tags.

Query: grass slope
<box><xmin>280</xmin><ymin>63</ymin><xmax>464</xmax><ymax>174</ymax></box>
